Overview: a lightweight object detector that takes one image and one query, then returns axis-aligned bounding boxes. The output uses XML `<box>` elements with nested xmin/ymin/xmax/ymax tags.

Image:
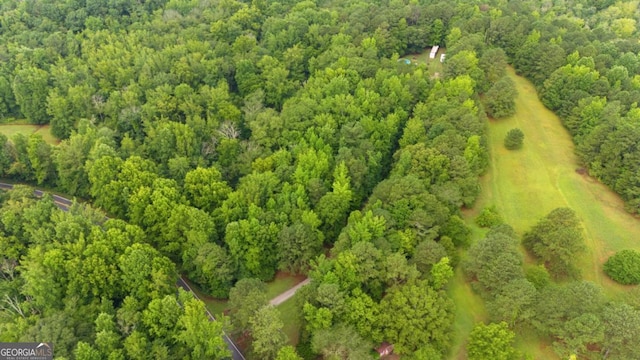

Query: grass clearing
<box><xmin>447</xmin><ymin>263</ymin><xmax>488</xmax><ymax>360</ymax></box>
<box><xmin>0</xmin><ymin>123</ymin><xmax>58</xmax><ymax>145</ymax></box>
<box><xmin>277</xmin><ymin>293</ymin><xmax>303</xmax><ymax>346</ymax></box>
<box><xmin>181</xmin><ymin>271</ymin><xmax>306</xmax><ymax>343</ymax></box>
<box><xmin>402</xmin><ymin>47</ymin><xmax>446</xmax><ymax>76</ymax></box>
<box><xmin>458</xmin><ymin>66</ymin><xmax>640</xmax><ymax>359</ymax></box>
<box><xmin>265</xmin><ymin>272</ymin><xmax>307</xmax><ymax>300</ymax></box>
<box><xmin>477</xmin><ymin>67</ymin><xmax>640</xmax><ymax>296</ymax></box>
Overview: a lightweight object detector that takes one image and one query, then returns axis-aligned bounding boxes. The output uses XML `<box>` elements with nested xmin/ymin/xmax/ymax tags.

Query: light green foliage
<box><xmin>27</xmin><ymin>134</ymin><xmax>55</xmax><ymax>185</ymax></box>
<box><xmin>541</xmin><ymin>64</ymin><xmax>600</xmax><ymax>117</ymax></box>
<box><xmin>467</xmin><ymin>322</ymin><xmax>518</xmax><ymax>360</ymax></box>
<box><xmin>225</xmin><ymin>217</ymin><xmax>279</xmax><ymax>280</ymax></box>
<box><xmin>275</xmin><ymin>346</ymin><xmax>303</xmax><ymax>360</ymax></box>
<box><xmin>344</xmin><ymin>288</ymin><xmax>383</xmax><ymax>343</ymax></box>
<box><xmin>303</xmin><ymin>303</ymin><xmax>333</xmax><ymax>332</ymax></box>
<box><xmin>430</xmin><ymin>256</ymin><xmax>454</xmax><ymax>289</ymax></box>
<box><xmin>176</xmin><ymin>297</ymin><xmax>230</xmax><ymax>359</ymax></box>
<box><xmin>524</xmin><ymin>265</ymin><xmax>551</xmax><ymax>290</ymax></box>
<box><xmin>475</xmin><ymin>205</ymin><xmax>504</xmax><ymax>227</ymax></box>
<box><xmin>183</xmin><ymin>167</ymin><xmax>231</xmax><ymax>213</ymax></box>
<box><xmin>380</xmin><ymin>281</ymin><xmax>454</xmax><ymax>354</ymax></box>
<box><xmin>249</xmin><ymin>306</ymin><xmax>287</xmax><ymax>360</ymax></box>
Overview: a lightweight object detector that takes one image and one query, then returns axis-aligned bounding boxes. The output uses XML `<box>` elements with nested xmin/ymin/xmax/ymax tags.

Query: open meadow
<box><xmin>0</xmin><ymin>122</ymin><xmax>58</xmax><ymax>145</ymax></box>
<box><xmin>451</xmin><ymin>67</ymin><xmax>640</xmax><ymax>359</ymax></box>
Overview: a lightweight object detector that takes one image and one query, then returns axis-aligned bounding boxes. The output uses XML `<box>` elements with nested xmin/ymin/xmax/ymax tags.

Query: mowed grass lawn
<box><xmin>0</xmin><ymin>123</ymin><xmax>58</xmax><ymax>145</ymax></box>
<box><xmin>458</xmin><ymin>66</ymin><xmax>640</xmax><ymax>359</ymax></box>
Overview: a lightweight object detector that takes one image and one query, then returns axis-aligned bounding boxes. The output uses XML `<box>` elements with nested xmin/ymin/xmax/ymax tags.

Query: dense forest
<box><xmin>0</xmin><ymin>0</ymin><xmax>639</xmax><ymax>359</ymax></box>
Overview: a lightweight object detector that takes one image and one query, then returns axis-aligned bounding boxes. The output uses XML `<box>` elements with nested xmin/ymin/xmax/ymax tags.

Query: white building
<box><xmin>429</xmin><ymin>45</ymin><xmax>439</xmax><ymax>59</ymax></box>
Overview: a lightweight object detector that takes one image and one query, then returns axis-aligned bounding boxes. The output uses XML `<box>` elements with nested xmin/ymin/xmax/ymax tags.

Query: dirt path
<box><xmin>269</xmin><ymin>278</ymin><xmax>310</xmax><ymax>306</ymax></box>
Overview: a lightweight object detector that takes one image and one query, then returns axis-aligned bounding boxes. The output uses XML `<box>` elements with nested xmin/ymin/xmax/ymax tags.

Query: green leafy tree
<box><xmin>603</xmin><ymin>250</ymin><xmax>640</xmax><ymax>284</ymax></box>
<box><xmin>380</xmin><ymin>281</ymin><xmax>454</xmax><ymax>354</ymax></box>
<box><xmin>484</xmin><ymin>76</ymin><xmax>517</xmax><ymax>118</ymax></box>
<box><xmin>278</xmin><ymin>221</ymin><xmax>323</xmax><ymax>274</ymax></box>
<box><xmin>486</xmin><ymin>279</ymin><xmax>537</xmax><ymax>326</ymax></box>
<box><xmin>249</xmin><ymin>306</ymin><xmax>287</xmax><ymax>360</ymax></box>
<box><xmin>430</xmin><ymin>257</ymin><xmax>454</xmax><ymax>290</ymax></box>
<box><xmin>12</xmin><ymin>67</ymin><xmax>50</xmax><ymax>124</ymax></box>
<box><xmin>475</xmin><ymin>205</ymin><xmax>503</xmax><ymax>227</ymax></box>
<box><xmin>523</xmin><ymin>208</ymin><xmax>586</xmax><ymax>279</ymax></box>
<box><xmin>175</xmin><ymin>296</ymin><xmax>230</xmax><ymax>360</ymax></box>
<box><xmin>504</xmin><ymin>128</ymin><xmax>524</xmax><ymax>150</ymax></box>
<box><xmin>228</xmin><ymin>278</ymin><xmax>268</xmax><ymax>335</ymax></box>
<box><xmin>602</xmin><ymin>302</ymin><xmax>640</xmax><ymax>360</ymax></box>
<box><xmin>183</xmin><ymin>167</ymin><xmax>231</xmax><ymax>214</ymax></box>
<box><xmin>190</xmin><ymin>243</ymin><xmax>236</xmax><ymax>298</ymax></box>
<box><xmin>311</xmin><ymin>324</ymin><xmax>372</xmax><ymax>360</ymax></box>
<box><xmin>467</xmin><ymin>322</ymin><xmax>518</xmax><ymax>360</ymax></box>
<box><xmin>275</xmin><ymin>346</ymin><xmax>303</xmax><ymax>360</ymax></box>
<box><xmin>465</xmin><ymin>226</ymin><xmax>524</xmax><ymax>296</ymax></box>
<box><xmin>118</xmin><ymin>243</ymin><xmax>177</xmax><ymax>306</ymax></box>
<box><xmin>27</xmin><ymin>134</ymin><xmax>55</xmax><ymax>185</ymax></box>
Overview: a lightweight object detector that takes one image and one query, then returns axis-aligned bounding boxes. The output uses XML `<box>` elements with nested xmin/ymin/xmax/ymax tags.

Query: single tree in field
<box><xmin>523</xmin><ymin>208</ymin><xmax>586</xmax><ymax>279</ymax></box>
<box><xmin>603</xmin><ymin>250</ymin><xmax>640</xmax><ymax>285</ymax></box>
<box><xmin>504</xmin><ymin>128</ymin><xmax>524</xmax><ymax>150</ymax></box>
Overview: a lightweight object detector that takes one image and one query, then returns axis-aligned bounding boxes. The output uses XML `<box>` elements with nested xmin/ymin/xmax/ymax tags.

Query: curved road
<box><xmin>0</xmin><ymin>182</ymin><xmax>245</xmax><ymax>360</ymax></box>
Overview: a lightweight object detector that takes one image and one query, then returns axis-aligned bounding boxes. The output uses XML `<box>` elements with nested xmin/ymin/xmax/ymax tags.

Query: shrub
<box><xmin>604</xmin><ymin>250</ymin><xmax>640</xmax><ymax>285</ymax></box>
<box><xmin>504</xmin><ymin>128</ymin><xmax>524</xmax><ymax>150</ymax></box>
<box><xmin>475</xmin><ymin>205</ymin><xmax>503</xmax><ymax>228</ymax></box>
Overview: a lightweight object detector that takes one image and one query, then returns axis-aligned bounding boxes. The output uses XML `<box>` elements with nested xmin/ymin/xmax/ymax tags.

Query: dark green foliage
<box><xmin>603</xmin><ymin>250</ymin><xmax>640</xmax><ymax>285</ymax></box>
<box><xmin>504</xmin><ymin>128</ymin><xmax>524</xmax><ymax>150</ymax></box>
<box><xmin>465</xmin><ymin>224</ymin><xmax>524</xmax><ymax>296</ymax></box>
<box><xmin>475</xmin><ymin>205</ymin><xmax>503</xmax><ymax>228</ymax></box>
<box><xmin>310</xmin><ymin>324</ymin><xmax>372</xmax><ymax>360</ymax></box>
<box><xmin>523</xmin><ymin>208</ymin><xmax>586</xmax><ymax>279</ymax></box>
<box><xmin>484</xmin><ymin>76</ymin><xmax>517</xmax><ymax>119</ymax></box>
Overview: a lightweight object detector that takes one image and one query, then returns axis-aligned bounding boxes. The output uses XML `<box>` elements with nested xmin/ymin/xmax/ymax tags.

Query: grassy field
<box><xmin>401</xmin><ymin>47</ymin><xmax>446</xmax><ymax>76</ymax></box>
<box><xmin>447</xmin><ymin>262</ymin><xmax>488</xmax><ymax>360</ymax></box>
<box><xmin>0</xmin><ymin>123</ymin><xmax>58</xmax><ymax>144</ymax></box>
<box><xmin>277</xmin><ymin>293</ymin><xmax>303</xmax><ymax>345</ymax></box>
<box><xmin>454</xmin><ymin>66</ymin><xmax>640</xmax><ymax>359</ymax></box>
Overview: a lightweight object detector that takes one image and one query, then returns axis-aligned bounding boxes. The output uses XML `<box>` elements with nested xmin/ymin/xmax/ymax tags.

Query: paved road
<box><xmin>0</xmin><ymin>182</ymin><xmax>245</xmax><ymax>360</ymax></box>
<box><xmin>269</xmin><ymin>278</ymin><xmax>311</xmax><ymax>306</ymax></box>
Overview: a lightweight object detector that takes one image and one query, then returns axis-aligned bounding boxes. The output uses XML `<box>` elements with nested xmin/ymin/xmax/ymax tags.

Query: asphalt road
<box><xmin>0</xmin><ymin>182</ymin><xmax>245</xmax><ymax>360</ymax></box>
